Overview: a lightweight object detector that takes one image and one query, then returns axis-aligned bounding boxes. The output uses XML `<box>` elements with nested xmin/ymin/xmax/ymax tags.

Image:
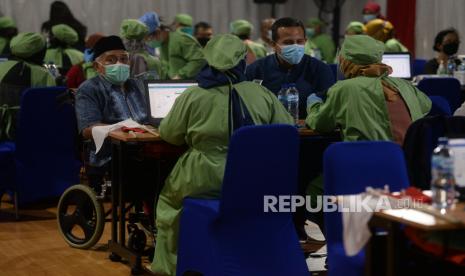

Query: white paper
<box><xmin>92</xmin><ymin>119</ymin><xmax>141</xmax><ymax>153</ymax></box>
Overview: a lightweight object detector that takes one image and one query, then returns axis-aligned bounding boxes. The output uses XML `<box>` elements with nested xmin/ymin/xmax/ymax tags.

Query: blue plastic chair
<box><xmin>428</xmin><ymin>96</ymin><xmax>452</xmax><ymax>116</ymax></box>
<box><xmin>417</xmin><ymin>77</ymin><xmax>462</xmax><ymax>112</ymax></box>
<box><xmin>0</xmin><ymin>87</ymin><xmax>81</xmax><ymax>211</ymax></box>
<box><xmin>323</xmin><ymin>141</ymin><xmax>409</xmax><ymax>276</ymax></box>
<box><xmin>412</xmin><ymin>59</ymin><xmax>426</xmax><ymax>76</ymax></box>
<box><xmin>176</xmin><ymin>124</ymin><xmax>308</xmax><ymax>276</ymax></box>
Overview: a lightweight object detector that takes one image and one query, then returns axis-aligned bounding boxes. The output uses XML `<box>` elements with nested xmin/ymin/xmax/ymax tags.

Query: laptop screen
<box><xmin>145</xmin><ymin>81</ymin><xmax>197</xmax><ymax>125</ymax></box>
<box><xmin>382</xmin><ymin>53</ymin><xmax>412</xmax><ymax>79</ymax></box>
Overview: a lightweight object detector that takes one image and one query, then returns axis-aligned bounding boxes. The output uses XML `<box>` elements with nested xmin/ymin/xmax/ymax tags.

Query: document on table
<box><xmin>92</xmin><ymin>119</ymin><xmax>141</xmax><ymax>153</ymax></box>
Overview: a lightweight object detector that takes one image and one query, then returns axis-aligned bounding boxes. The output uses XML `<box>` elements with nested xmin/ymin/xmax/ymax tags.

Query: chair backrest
<box><xmin>403</xmin><ymin>115</ymin><xmax>465</xmax><ymax>189</ymax></box>
<box><xmin>217</xmin><ymin>124</ymin><xmax>308</xmax><ymax>275</ymax></box>
<box><xmin>15</xmin><ymin>86</ymin><xmax>80</xmax><ymax>205</ymax></box>
<box><xmin>412</xmin><ymin>59</ymin><xmax>426</xmax><ymax>76</ymax></box>
<box><xmin>324</xmin><ymin>141</ymin><xmax>409</xmax><ymax>244</ymax></box>
<box><xmin>417</xmin><ymin>77</ymin><xmax>462</xmax><ymax>112</ymax></box>
<box><xmin>220</xmin><ymin>124</ymin><xmax>299</xmax><ymax>218</ymax></box>
<box><xmin>428</xmin><ymin>95</ymin><xmax>452</xmax><ymax>116</ymax></box>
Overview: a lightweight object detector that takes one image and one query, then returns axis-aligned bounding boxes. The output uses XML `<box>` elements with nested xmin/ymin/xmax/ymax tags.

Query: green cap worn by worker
<box><xmin>151</xmin><ymin>34</ymin><xmax>293</xmax><ymax>276</ymax></box>
<box><xmin>0</xmin><ymin>32</ymin><xmax>56</xmax><ymax>140</ymax></box>
<box><xmin>45</xmin><ymin>24</ymin><xmax>83</xmax><ymax>72</ymax></box>
<box><xmin>305</xmin><ymin>17</ymin><xmax>336</xmax><ymax>63</ymax></box>
<box><xmin>305</xmin><ymin>34</ymin><xmax>430</xmax><ymax>204</ymax></box>
<box><xmin>175</xmin><ymin>13</ymin><xmax>194</xmax><ymax>36</ymax></box>
<box><xmin>230</xmin><ymin>19</ymin><xmax>267</xmax><ymax>62</ymax></box>
<box><xmin>0</xmin><ymin>16</ymin><xmax>17</xmax><ymax>55</ymax></box>
<box><xmin>120</xmin><ymin>19</ymin><xmax>161</xmax><ymax>80</ymax></box>
<box><xmin>346</xmin><ymin>21</ymin><xmax>367</xmax><ymax>35</ymax></box>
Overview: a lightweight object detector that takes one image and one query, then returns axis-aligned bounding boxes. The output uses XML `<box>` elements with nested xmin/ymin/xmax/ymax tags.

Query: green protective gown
<box><xmin>81</xmin><ymin>62</ymin><xmax>98</xmax><ymax>80</ymax></box>
<box><xmin>246</xmin><ymin>40</ymin><xmax>267</xmax><ymax>60</ymax></box>
<box><xmin>0</xmin><ymin>60</ymin><xmax>56</xmax><ymax>87</ymax></box>
<box><xmin>310</xmin><ymin>33</ymin><xmax>336</xmax><ymax>64</ymax></box>
<box><xmin>152</xmin><ymin>81</ymin><xmax>293</xmax><ymax>275</ymax></box>
<box><xmin>306</xmin><ymin>76</ymin><xmax>431</xmax><ymax>141</ymax></box>
<box><xmin>159</xmin><ymin>31</ymin><xmax>206</xmax><ymax>80</ymax></box>
<box><xmin>304</xmin><ymin>39</ymin><xmax>320</xmax><ymax>58</ymax></box>
<box><xmin>136</xmin><ymin>50</ymin><xmax>162</xmax><ymax>79</ymax></box>
<box><xmin>44</xmin><ymin>48</ymin><xmax>84</xmax><ymax>69</ymax></box>
<box><xmin>385</xmin><ymin>38</ymin><xmax>409</xmax><ymax>53</ymax></box>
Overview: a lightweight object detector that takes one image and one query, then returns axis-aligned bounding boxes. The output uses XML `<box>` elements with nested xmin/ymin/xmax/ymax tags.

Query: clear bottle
<box><xmin>431</xmin><ymin>137</ymin><xmax>456</xmax><ymax>209</ymax></box>
<box><xmin>437</xmin><ymin>60</ymin><xmax>447</xmax><ymax>75</ymax></box>
<box><xmin>277</xmin><ymin>84</ymin><xmax>289</xmax><ymax>109</ymax></box>
<box><xmin>286</xmin><ymin>83</ymin><xmax>299</xmax><ymax>124</ymax></box>
<box><xmin>447</xmin><ymin>57</ymin><xmax>457</xmax><ymax>75</ymax></box>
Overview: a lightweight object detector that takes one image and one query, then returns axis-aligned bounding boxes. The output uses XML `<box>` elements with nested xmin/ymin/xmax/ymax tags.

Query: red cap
<box><xmin>363</xmin><ymin>2</ymin><xmax>381</xmax><ymax>13</ymax></box>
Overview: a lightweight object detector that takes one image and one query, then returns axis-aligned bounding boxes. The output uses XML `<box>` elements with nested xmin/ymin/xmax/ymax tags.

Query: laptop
<box><xmin>381</xmin><ymin>53</ymin><xmax>412</xmax><ymax>79</ymax></box>
<box><xmin>144</xmin><ymin>80</ymin><xmax>197</xmax><ymax>126</ymax></box>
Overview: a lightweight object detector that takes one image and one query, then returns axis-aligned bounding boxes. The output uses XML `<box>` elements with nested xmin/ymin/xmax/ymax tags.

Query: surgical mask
<box><xmin>83</xmin><ymin>48</ymin><xmax>94</xmax><ymax>63</ymax></box>
<box><xmin>180</xmin><ymin>27</ymin><xmax>194</xmax><ymax>36</ymax></box>
<box><xmin>102</xmin><ymin>63</ymin><xmax>130</xmax><ymax>84</ymax></box>
<box><xmin>196</xmin><ymin>37</ymin><xmax>210</xmax><ymax>47</ymax></box>
<box><xmin>146</xmin><ymin>39</ymin><xmax>162</xmax><ymax>49</ymax></box>
<box><xmin>278</xmin><ymin>44</ymin><xmax>305</xmax><ymax>65</ymax></box>
<box><xmin>443</xmin><ymin>42</ymin><xmax>459</xmax><ymax>56</ymax></box>
<box><xmin>363</xmin><ymin>14</ymin><xmax>377</xmax><ymax>23</ymax></box>
<box><xmin>306</xmin><ymin>28</ymin><xmax>315</xmax><ymax>38</ymax></box>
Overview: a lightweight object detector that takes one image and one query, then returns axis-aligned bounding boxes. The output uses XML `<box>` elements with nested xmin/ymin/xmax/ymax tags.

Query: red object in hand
<box><xmin>121</xmin><ymin>127</ymin><xmax>147</xmax><ymax>133</ymax></box>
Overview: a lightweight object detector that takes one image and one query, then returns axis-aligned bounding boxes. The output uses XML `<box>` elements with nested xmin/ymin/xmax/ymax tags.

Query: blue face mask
<box><xmin>363</xmin><ymin>14</ymin><xmax>377</xmax><ymax>23</ymax></box>
<box><xmin>278</xmin><ymin>44</ymin><xmax>305</xmax><ymax>65</ymax></box>
<box><xmin>180</xmin><ymin>27</ymin><xmax>194</xmax><ymax>36</ymax></box>
<box><xmin>83</xmin><ymin>48</ymin><xmax>94</xmax><ymax>63</ymax></box>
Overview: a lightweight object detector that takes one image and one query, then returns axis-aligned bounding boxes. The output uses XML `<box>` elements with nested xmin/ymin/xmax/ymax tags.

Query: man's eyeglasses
<box><xmin>97</xmin><ymin>53</ymin><xmax>130</xmax><ymax>65</ymax></box>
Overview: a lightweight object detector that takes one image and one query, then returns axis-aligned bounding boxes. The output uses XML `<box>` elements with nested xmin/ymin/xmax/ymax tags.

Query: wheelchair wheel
<box><xmin>57</xmin><ymin>184</ymin><xmax>105</xmax><ymax>249</ymax></box>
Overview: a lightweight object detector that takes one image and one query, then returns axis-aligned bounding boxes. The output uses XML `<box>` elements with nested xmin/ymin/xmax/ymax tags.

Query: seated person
<box><xmin>120</xmin><ymin>19</ymin><xmax>161</xmax><ymax>80</ymax></box>
<box><xmin>140</xmin><ymin>11</ymin><xmax>205</xmax><ymax>80</ymax></box>
<box><xmin>424</xmin><ymin>28</ymin><xmax>461</xmax><ymax>74</ymax></box>
<box><xmin>193</xmin><ymin>21</ymin><xmax>213</xmax><ymax>47</ymax></box>
<box><xmin>255</xmin><ymin>18</ymin><xmax>275</xmax><ymax>55</ymax></box>
<box><xmin>173</xmin><ymin>13</ymin><xmax>194</xmax><ymax>36</ymax></box>
<box><xmin>0</xmin><ymin>16</ymin><xmax>18</xmax><ymax>56</ymax></box>
<box><xmin>246</xmin><ymin>17</ymin><xmax>335</xmax><ymax>119</ymax></box>
<box><xmin>305</xmin><ymin>18</ymin><xmax>336</xmax><ymax>63</ymax></box>
<box><xmin>306</xmin><ymin>35</ymin><xmax>431</xmax><ymax>145</ymax></box>
<box><xmin>44</xmin><ymin>24</ymin><xmax>84</xmax><ymax>75</ymax></box>
<box><xmin>365</xmin><ymin>19</ymin><xmax>409</xmax><ymax>53</ymax></box>
<box><xmin>230</xmin><ymin>19</ymin><xmax>267</xmax><ymax>64</ymax></box>
<box><xmin>150</xmin><ymin>34</ymin><xmax>293</xmax><ymax>276</ymax></box>
<box><xmin>0</xmin><ymin>32</ymin><xmax>56</xmax><ymax>141</ymax></box>
<box><xmin>345</xmin><ymin>21</ymin><xmax>367</xmax><ymax>36</ymax></box>
<box><xmin>74</xmin><ymin>35</ymin><xmax>149</xmax><ymax>190</ymax></box>
<box><xmin>66</xmin><ymin>33</ymin><xmax>104</xmax><ymax>89</ymax></box>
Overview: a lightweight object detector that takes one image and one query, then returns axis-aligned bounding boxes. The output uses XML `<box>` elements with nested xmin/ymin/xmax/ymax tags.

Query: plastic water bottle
<box><xmin>431</xmin><ymin>137</ymin><xmax>456</xmax><ymax>209</ymax></box>
<box><xmin>453</xmin><ymin>61</ymin><xmax>465</xmax><ymax>85</ymax></box>
<box><xmin>437</xmin><ymin>60</ymin><xmax>447</xmax><ymax>75</ymax></box>
<box><xmin>312</xmin><ymin>48</ymin><xmax>322</xmax><ymax>60</ymax></box>
<box><xmin>447</xmin><ymin>57</ymin><xmax>457</xmax><ymax>76</ymax></box>
<box><xmin>278</xmin><ymin>84</ymin><xmax>289</xmax><ymax>109</ymax></box>
<box><xmin>287</xmin><ymin>83</ymin><xmax>299</xmax><ymax>124</ymax></box>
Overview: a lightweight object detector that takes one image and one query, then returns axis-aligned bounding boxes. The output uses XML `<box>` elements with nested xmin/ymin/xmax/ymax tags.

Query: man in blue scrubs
<box><xmin>246</xmin><ymin>17</ymin><xmax>335</xmax><ymax>119</ymax></box>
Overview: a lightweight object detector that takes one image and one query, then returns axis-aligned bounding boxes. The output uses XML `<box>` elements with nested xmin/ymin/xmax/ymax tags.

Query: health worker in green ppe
<box><xmin>0</xmin><ymin>17</ymin><xmax>18</xmax><ymax>56</ymax></box>
<box><xmin>44</xmin><ymin>23</ymin><xmax>84</xmax><ymax>75</ymax></box>
<box><xmin>0</xmin><ymin>32</ymin><xmax>56</xmax><ymax>140</ymax></box>
<box><xmin>173</xmin><ymin>13</ymin><xmax>194</xmax><ymax>36</ymax></box>
<box><xmin>305</xmin><ymin>18</ymin><xmax>336</xmax><ymax>63</ymax></box>
<box><xmin>140</xmin><ymin>11</ymin><xmax>205</xmax><ymax>80</ymax></box>
<box><xmin>150</xmin><ymin>34</ymin><xmax>293</xmax><ymax>276</ymax></box>
<box><xmin>120</xmin><ymin>19</ymin><xmax>161</xmax><ymax>80</ymax></box>
<box><xmin>306</xmin><ymin>34</ymin><xmax>431</xmax><ymax>144</ymax></box>
<box><xmin>365</xmin><ymin>19</ymin><xmax>408</xmax><ymax>53</ymax></box>
<box><xmin>345</xmin><ymin>21</ymin><xmax>367</xmax><ymax>36</ymax></box>
<box><xmin>231</xmin><ymin>19</ymin><xmax>267</xmax><ymax>64</ymax></box>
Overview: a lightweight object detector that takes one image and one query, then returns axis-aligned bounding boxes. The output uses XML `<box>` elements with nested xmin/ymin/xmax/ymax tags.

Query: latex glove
<box><xmin>307</xmin><ymin>93</ymin><xmax>323</xmax><ymax>107</ymax></box>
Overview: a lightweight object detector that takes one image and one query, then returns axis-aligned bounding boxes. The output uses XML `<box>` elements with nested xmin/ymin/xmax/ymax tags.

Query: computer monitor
<box><xmin>145</xmin><ymin>80</ymin><xmax>197</xmax><ymax>126</ymax></box>
<box><xmin>382</xmin><ymin>53</ymin><xmax>412</xmax><ymax>79</ymax></box>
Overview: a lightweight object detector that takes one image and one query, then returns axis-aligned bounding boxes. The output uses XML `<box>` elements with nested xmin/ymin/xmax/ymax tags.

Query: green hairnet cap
<box><xmin>120</xmin><ymin>19</ymin><xmax>149</xmax><ymax>40</ymax></box>
<box><xmin>51</xmin><ymin>24</ymin><xmax>78</xmax><ymax>45</ymax></box>
<box><xmin>230</xmin><ymin>19</ymin><xmax>253</xmax><ymax>36</ymax></box>
<box><xmin>203</xmin><ymin>34</ymin><xmax>247</xmax><ymax>71</ymax></box>
<box><xmin>175</xmin><ymin>13</ymin><xmax>193</xmax><ymax>26</ymax></box>
<box><xmin>346</xmin><ymin>21</ymin><xmax>366</xmax><ymax>34</ymax></box>
<box><xmin>306</xmin><ymin>18</ymin><xmax>325</xmax><ymax>28</ymax></box>
<box><xmin>0</xmin><ymin>17</ymin><xmax>16</xmax><ymax>29</ymax></box>
<box><xmin>10</xmin><ymin>32</ymin><xmax>45</xmax><ymax>58</ymax></box>
<box><xmin>340</xmin><ymin>35</ymin><xmax>385</xmax><ymax>65</ymax></box>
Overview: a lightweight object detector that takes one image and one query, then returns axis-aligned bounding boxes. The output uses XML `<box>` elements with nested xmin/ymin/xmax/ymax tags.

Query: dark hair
<box><xmin>271</xmin><ymin>17</ymin><xmax>306</xmax><ymax>42</ymax></box>
<box><xmin>194</xmin><ymin>21</ymin><xmax>212</xmax><ymax>35</ymax></box>
<box><xmin>433</xmin><ymin>28</ymin><xmax>460</xmax><ymax>51</ymax></box>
